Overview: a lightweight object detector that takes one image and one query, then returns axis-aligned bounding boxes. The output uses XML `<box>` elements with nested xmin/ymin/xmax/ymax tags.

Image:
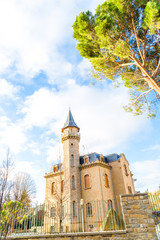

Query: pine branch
<box><xmin>152</xmin><ymin>58</ymin><xmax>160</xmax><ymax>78</ymax></box>
<box><xmin>130</xmin><ymin>6</ymin><xmax>144</xmax><ymax>64</ymax></box>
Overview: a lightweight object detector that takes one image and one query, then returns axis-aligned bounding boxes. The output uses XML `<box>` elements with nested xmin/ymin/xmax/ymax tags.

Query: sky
<box><xmin>0</xmin><ymin>0</ymin><xmax>160</xmax><ymax>203</ymax></box>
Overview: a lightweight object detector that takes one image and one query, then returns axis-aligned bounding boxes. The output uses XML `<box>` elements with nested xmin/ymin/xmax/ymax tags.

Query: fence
<box><xmin>148</xmin><ymin>193</ymin><xmax>160</xmax><ymax>239</ymax></box>
<box><xmin>8</xmin><ymin>198</ymin><xmax>125</xmax><ymax>236</ymax></box>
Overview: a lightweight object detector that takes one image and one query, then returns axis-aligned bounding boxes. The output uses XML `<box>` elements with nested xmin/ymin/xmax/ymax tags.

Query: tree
<box><xmin>45</xmin><ymin>155</ymin><xmax>70</xmax><ymax>233</ymax></box>
<box><xmin>0</xmin><ymin>150</ymin><xmax>14</xmax><ymax>209</ymax></box>
<box><xmin>12</xmin><ymin>173</ymin><xmax>36</xmax><ymax>206</ymax></box>
<box><xmin>73</xmin><ymin>0</ymin><xmax>160</xmax><ymax>117</ymax></box>
<box><xmin>0</xmin><ymin>150</ymin><xmax>36</xmax><ymax>207</ymax></box>
<box><xmin>0</xmin><ymin>201</ymin><xmax>26</xmax><ymax>240</ymax></box>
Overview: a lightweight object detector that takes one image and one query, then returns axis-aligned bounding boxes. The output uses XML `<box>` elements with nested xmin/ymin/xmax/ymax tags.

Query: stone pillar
<box><xmin>121</xmin><ymin>193</ymin><xmax>158</xmax><ymax>240</ymax></box>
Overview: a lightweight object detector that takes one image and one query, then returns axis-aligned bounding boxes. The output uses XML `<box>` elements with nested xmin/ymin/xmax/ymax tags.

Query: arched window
<box><xmin>71</xmin><ymin>155</ymin><xmax>74</xmax><ymax>166</ymax></box>
<box><xmin>124</xmin><ymin>164</ymin><xmax>128</xmax><ymax>176</ymax></box>
<box><xmin>86</xmin><ymin>203</ymin><xmax>92</xmax><ymax>216</ymax></box>
<box><xmin>51</xmin><ymin>182</ymin><xmax>55</xmax><ymax>194</ymax></box>
<box><xmin>105</xmin><ymin>174</ymin><xmax>109</xmax><ymax>188</ymax></box>
<box><xmin>50</xmin><ymin>207</ymin><xmax>56</xmax><ymax>217</ymax></box>
<box><xmin>84</xmin><ymin>174</ymin><xmax>90</xmax><ymax>188</ymax></box>
<box><xmin>72</xmin><ymin>175</ymin><xmax>75</xmax><ymax>189</ymax></box>
<box><xmin>73</xmin><ymin>201</ymin><xmax>76</xmax><ymax>216</ymax></box>
<box><xmin>107</xmin><ymin>200</ymin><xmax>113</xmax><ymax>210</ymax></box>
<box><xmin>128</xmin><ymin>186</ymin><xmax>132</xmax><ymax>194</ymax></box>
<box><xmin>61</xmin><ymin>180</ymin><xmax>64</xmax><ymax>192</ymax></box>
<box><xmin>71</xmin><ymin>143</ymin><xmax>73</xmax><ymax>146</ymax></box>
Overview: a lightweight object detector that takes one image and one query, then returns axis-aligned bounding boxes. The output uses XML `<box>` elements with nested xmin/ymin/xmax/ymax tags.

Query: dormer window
<box><xmin>101</xmin><ymin>155</ymin><xmax>104</xmax><ymax>162</ymax></box>
<box><xmin>53</xmin><ymin>166</ymin><xmax>56</xmax><ymax>172</ymax></box>
<box><xmin>84</xmin><ymin>156</ymin><xmax>89</xmax><ymax>164</ymax></box>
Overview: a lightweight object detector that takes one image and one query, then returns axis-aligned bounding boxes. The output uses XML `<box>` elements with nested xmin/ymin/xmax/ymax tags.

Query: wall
<box><xmin>8</xmin><ymin>193</ymin><xmax>158</xmax><ymax>240</ymax></box>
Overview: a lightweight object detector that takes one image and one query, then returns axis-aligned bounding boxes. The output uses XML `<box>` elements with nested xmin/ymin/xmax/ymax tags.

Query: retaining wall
<box><xmin>8</xmin><ymin>193</ymin><xmax>158</xmax><ymax>240</ymax></box>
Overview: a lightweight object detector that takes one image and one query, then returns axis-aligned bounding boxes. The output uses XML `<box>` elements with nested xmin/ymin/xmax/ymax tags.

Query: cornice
<box><xmin>61</xmin><ymin>134</ymin><xmax>80</xmax><ymax>143</ymax></box>
<box><xmin>79</xmin><ymin>161</ymin><xmax>112</xmax><ymax>170</ymax></box>
<box><xmin>44</xmin><ymin>171</ymin><xmax>64</xmax><ymax>178</ymax></box>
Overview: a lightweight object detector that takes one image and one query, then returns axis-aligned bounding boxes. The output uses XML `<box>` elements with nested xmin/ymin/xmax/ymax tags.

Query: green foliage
<box><xmin>73</xmin><ymin>0</ymin><xmax>160</xmax><ymax>117</ymax></box>
<box><xmin>0</xmin><ymin>201</ymin><xmax>26</xmax><ymax>240</ymax></box>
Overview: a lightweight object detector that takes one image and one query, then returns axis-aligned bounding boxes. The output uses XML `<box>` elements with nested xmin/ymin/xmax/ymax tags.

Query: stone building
<box><xmin>44</xmin><ymin>110</ymin><xmax>135</xmax><ymax>232</ymax></box>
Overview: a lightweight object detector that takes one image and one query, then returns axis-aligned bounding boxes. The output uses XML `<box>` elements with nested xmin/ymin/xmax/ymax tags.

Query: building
<box><xmin>44</xmin><ymin>110</ymin><xmax>135</xmax><ymax>232</ymax></box>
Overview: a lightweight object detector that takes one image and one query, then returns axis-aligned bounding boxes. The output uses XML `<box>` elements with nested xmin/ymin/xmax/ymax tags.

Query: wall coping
<box><xmin>121</xmin><ymin>192</ymin><xmax>147</xmax><ymax>197</ymax></box>
<box><xmin>8</xmin><ymin>230</ymin><xmax>127</xmax><ymax>239</ymax></box>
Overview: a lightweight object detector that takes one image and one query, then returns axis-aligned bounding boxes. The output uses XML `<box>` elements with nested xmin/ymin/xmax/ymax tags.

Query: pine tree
<box><xmin>73</xmin><ymin>0</ymin><xmax>160</xmax><ymax>117</ymax></box>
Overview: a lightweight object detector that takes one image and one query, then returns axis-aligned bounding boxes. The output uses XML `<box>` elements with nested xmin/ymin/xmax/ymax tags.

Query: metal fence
<box><xmin>9</xmin><ymin>198</ymin><xmax>125</xmax><ymax>236</ymax></box>
<box><xmin>148</xmin><ymin>193</ymin><xmax>160</xmax><ymax>239</ymax></box>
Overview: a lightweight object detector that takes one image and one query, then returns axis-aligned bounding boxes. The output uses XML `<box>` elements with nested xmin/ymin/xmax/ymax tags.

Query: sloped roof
<box><xmin>80</xmin><ymin>152</ymin><xmax>121</xmax><ymax>165</ymax></box>
<box><xmin>62</xmin><ymin>109</ymin><xmax>79</xmax><ymax>131</ymax></box>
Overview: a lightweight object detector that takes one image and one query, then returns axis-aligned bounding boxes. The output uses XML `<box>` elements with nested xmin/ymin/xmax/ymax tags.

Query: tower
<box><xmin>61</xmin><ymin>109</ymin><xmax>81</xmax><ymax>218</ymax></box>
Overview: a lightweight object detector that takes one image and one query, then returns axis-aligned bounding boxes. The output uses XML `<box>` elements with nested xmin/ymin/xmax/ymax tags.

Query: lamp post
<box><xmin>80</xmin><ymin>199</ymin><xmax>84</xmax><ymax>232</ymax></box>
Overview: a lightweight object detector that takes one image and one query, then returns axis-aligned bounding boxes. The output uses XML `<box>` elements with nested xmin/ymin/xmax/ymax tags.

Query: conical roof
<box><xmin>62</xmin><ymin>109</ymin><xmax>79</xmax><ymax>132</ymax></box>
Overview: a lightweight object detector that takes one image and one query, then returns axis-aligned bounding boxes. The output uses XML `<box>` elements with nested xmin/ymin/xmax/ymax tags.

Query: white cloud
<box><xmin>77</xmin><ymin>59</ymin><xmax>92</xmax><ymax>79</ymax></box>
<box><xmin>0</xmin><ymin>79</ymin><xmax>19</xmax><ymax>99</ymax></box>
<box><xmin>0</xmin><ymin>0</ymin><xmax>104</xmax><ymax>83</ymax></box>
<box><xmin>131</xmin><ymin>158</ymin><xmax>160</xmax><ymax>193</ymax></box>
<box><xmin>14</xmin><ymin>160</ymin><xmax>45</xmax><ymax>203</ymax></box>
<box><xmin>20</xmin><ymin>82</ymin><xmax>148</xmax><ymax>162</ymax></box>
<box><xmin>0</xmin><ymin>116</ymin><xmax>27</xmax><ymax>154</ymax></box>
<box><xmin>142</xmin><ymin>144</ymin><xmax>160</xmax><ymax>152</ymax></box>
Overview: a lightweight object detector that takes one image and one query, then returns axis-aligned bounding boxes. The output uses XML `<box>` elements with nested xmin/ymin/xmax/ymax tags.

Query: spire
<box><xmin>62</xmin><ymin>109</ymin><xmax>79</xmax><ymax>132</ymax></box>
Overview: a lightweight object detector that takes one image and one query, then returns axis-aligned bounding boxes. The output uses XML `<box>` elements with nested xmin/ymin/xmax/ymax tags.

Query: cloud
<box><xmin>0</xmin><ymin>79</ymin><xmax>19</xmax><ymax>99</ymax></box>
<box><xmin>131</xmin><ymin>158</ymin><xmax>160</xmax><ymax>193</ymax></box>
<box><xmin>142</xmin><ymin>144</ymin><xmax>160</xmax><ymax>152</ymax></box>
<box><xmin>20</xmin><ymin>82</ymin><xmax>148</xmax><ymax>162</ymax></box>
<box><xmin>77</xmin><ymin>59</ymin><xmax>92</xmax><ymax>79</ymax></box>
<box><xmin>0</xmin><ymin>0</ymin><xmax>104</xmax><ymax>84</ymax></box>
<box><xmin>0</xmin><ymin>116</ymin><xmax>27</xmax><ymax>154</ymax></box>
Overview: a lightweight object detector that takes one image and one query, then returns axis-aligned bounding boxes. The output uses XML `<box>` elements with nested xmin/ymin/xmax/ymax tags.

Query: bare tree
<box><xmin>46</xmin><ymin>154</ymin><xmax>70</xmax><ymax>233</ymax></box>
<box><xmin>0</xmin><ymin>149</ymin><xmax>14</xmax><ymax>209</ymax></box>
<box><xmin>12</xmin><ymin>172</ymin><xmax>36</xmax><ymax>206</ymax></box>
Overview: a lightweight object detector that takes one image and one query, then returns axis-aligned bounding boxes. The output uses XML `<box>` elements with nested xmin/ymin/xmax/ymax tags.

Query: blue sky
<box><xmin>0</xmin><ymin>0</ymin><xmax>159</xmax><ymax>203</ymax></box>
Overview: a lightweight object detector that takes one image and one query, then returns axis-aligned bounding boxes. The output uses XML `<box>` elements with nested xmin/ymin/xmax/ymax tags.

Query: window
<box><xmin>62</xmin><ymin>206</ymin><xmax>64</xmax><ymax>217</ymax></box>
<box><xmin>105</xmin><ymin>174</ymin><xmax>109</xmax><ymax>188</ymax></box>
<box><xmin>107</xmin><ymin>200</ymin><xmax>113</xmax><ymax>210</ymax></box>
<box><xmin>72</xmin><ymin>175</ymin><xmax>75</xmax><ymax>189</ymax></box>
<box><xmin>71</xmin><ymin>155</ymin><xmax>74</xmax><ymax>166</ymax></box>
<box><xmin>101</xmin><ymin>156</ymin><xmax>104</xmax><ymax>162</ymax></box>
<box><xmin>53</xmin><ymin>166</ymin><xmax>56</xmax><ymax>172</ymax></box>
<box><xmin>84</xmin><ymin>174</ymin><xmax>90</xmax><ymax>188</ymax></box>
<box><xmin>86</xmin><ymin>203</ymin><xmax>92</xmax><ymax>216</ymax></box>
<box><xmin>61</xmin><ymin>180</ymin><xmax>64</xmax><ymax>192</ymax></box>
<box><xmin>84</xmin><ymin>157</ymin><xmax>89</xmax><ymax>164</ymax></box>
<box><xmin>51</xmin><ymin>226</ymin><xmax>54</xmax><ymax>232</ymax></box>
<box><xmin>50</xmin><ymin>207</ymin><xmax>56</xmax><ymax>217</ymax></box>
<box><xmin>51</xmin><ymin>182</ymin><xmax>55</xmax><ymax>194</ymax></box>
<box><xmin>73</xmin><ymin>201</ymin><xmax>76</xmax><ymax>216</ymax></box>
<box><xmin>124</xmin><ymin>164</ymin><xmax>129</xmax><ymax>176</ymax></box>
<box><xmin>71</xmin><ymin>143</ymin><xmax>73</xmax><ymax>146</ymax></box>
<box><xmin>128</xmin><ymin>186</ymin><xmax>132</xmax><ymax>194</ymax></box>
